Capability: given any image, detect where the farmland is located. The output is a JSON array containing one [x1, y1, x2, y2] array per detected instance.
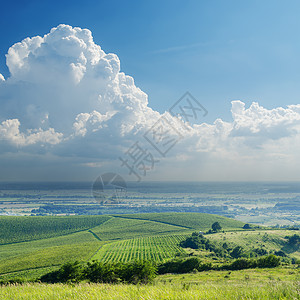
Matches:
[[1, 181, 299, 227], [92, 234, 187, 263], [116, 213, 245, 230], [0, 230, 103, 274], [0, 212, 244, 280], [0, 215, 111, 244], [0, 212, 298, 299], [90, 217, 188, 241]]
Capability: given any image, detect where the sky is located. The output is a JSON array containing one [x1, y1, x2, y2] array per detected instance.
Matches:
[[1, 0, 300, 182]]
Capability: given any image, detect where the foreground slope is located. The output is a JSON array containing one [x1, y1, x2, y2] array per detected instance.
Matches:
[[0, 270, 298, 300]]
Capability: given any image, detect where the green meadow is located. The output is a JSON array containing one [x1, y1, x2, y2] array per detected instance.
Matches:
[[0, 213, 298, 299]]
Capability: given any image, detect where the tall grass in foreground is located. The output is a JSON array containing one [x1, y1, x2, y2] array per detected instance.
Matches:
[[0, 281, 299, 300]]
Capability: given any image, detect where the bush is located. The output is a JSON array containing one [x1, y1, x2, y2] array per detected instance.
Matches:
[[180, 236, 205, 250], [243, 224, 251, 229], [251, 248, 268, 257], [83, 261, 121, 283], [40, 261, 83, 283], [223, 258, 255, 270], [212, 222, 222, 232], [40, 270, 61, 283], [120, 260, 157, 284], [274, 250, 286, 257], [180, 233, 227, 257], [40, 260, 157, 285], [285, 234, 300, 247], [222, 255, 280, 271], [256, 255, 280, 268], [230, 246, 244, 258], [158, 257, 212, 274]]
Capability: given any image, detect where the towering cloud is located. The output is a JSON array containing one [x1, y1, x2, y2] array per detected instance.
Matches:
[[0, 24, 300, 181]]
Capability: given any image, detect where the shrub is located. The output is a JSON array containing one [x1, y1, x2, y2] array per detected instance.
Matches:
[[40, 261, 83, 283], [158, 257, 211, 274], [180, 234, 227, 257], [180, 236, 205, 250], [40, 260, 157, 285], [120, 260, 157, 284], [230, 246, 244, 258], [274, 250, 286, 257], [222, 255, 280, 271], [83, 261, 121, 283], [285, 234, 300, 246], [212, 222, 222, 232], [256, 255, 280, 268], [243, 224, 251, 229], [223, 258, 255, 270]]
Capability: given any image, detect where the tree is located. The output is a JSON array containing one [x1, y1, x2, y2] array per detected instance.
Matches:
[[256, 255, 280, 268], [57, 261, 83, 283], [40, 261, 83, 283], [286, 234, 300, 246], [212, 222, 222, 232], [222, 242, 229, 250], [230, 246, 244, 258], [120, 260, 157, 284], [180, 235, 206, 249], [243, 224, 251, 229], [83, 261, 121, 283]]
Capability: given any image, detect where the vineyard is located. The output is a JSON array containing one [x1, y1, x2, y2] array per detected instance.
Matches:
[[0, 212, 246, 281], [116, 213, 245, 230], [0, 215, 112, 244], [90, 217, 188, 241], [92, 234, 188, 263], [0, 231, 106, 274]]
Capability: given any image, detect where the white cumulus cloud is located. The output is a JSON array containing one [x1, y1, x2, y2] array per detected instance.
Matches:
[[1, 24, 300, 181]]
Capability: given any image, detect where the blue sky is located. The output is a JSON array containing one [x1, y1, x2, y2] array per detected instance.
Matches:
[[2, 1, 300, 181], [2, 0, 300, 122]]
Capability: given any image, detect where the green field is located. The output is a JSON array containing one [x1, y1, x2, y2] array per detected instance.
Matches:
[[90, 217, 188, 240], [0, 215, 112, 244], [0, 213, 244, 280], [92, 234, 187, 263], [0, 212, 299, 300], [116, 213, 245, 230]]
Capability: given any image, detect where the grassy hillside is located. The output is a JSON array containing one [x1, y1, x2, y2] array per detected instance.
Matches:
[[0, 215, 111, 244], [0, 212, 244, 279], [208, 230, 300, 260], [0, 268, 299, 300], [116, 213, 245, 230], [91, 217, 188, 241], [0, 213, 299, 299], [1, 212, 299, 284], [0, 231, 104, 274], [0, 231, 97, 260]]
